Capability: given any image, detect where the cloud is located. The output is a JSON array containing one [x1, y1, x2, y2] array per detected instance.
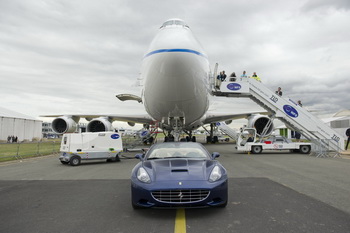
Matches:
[[0, 0, 349, 128], [301, 0, 350, 12]]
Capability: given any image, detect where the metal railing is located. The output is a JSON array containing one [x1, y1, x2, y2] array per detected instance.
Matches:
[[310, 139, 342, 158], [0, 141, 60, 161]]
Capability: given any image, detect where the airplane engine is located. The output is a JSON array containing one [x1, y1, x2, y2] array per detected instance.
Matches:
[[52, 116, 78, 134], [87, 117, 113, 132], [247, 114, 274, 136]]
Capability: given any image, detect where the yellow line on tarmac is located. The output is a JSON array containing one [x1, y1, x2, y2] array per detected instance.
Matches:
[[174, 208, 186, 233]]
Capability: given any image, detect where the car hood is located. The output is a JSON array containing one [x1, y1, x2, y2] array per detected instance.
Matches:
[[143, 159, 217, 181]]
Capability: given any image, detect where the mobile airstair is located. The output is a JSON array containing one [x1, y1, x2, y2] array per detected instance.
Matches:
[[212, 78, 344, 155], [216, 122, 239, 140]]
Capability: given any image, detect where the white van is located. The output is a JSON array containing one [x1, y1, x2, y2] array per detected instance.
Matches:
[[59, 132, 123, 166]]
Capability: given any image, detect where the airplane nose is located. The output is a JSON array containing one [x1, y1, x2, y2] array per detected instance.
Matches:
[[159, 53, 192, 78], [153, 54, 197, 101]]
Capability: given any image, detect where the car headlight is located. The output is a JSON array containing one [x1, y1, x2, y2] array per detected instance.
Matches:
[[137, 167, 151, 183], [209, 165, 222, 182]]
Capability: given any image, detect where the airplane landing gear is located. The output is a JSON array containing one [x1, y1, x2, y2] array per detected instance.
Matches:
[[205, 123, 218, 143], [164, 135, 175, 142], [185, 136, 196, 142]]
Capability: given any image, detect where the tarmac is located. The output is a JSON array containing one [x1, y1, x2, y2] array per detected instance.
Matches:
[[0, 143, 349, 233]]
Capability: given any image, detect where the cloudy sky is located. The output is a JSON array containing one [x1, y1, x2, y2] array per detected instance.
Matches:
[[1, 0, 349, 129]]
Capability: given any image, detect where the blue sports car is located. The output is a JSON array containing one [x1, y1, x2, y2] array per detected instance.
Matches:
[[131, 142, 228, 208]]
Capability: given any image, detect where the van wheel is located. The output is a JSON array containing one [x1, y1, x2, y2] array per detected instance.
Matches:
[[300, 145, 311, 154], [69, 156, 81, 166], [114, 154, 121, 162], [251, 146, 262, 154]]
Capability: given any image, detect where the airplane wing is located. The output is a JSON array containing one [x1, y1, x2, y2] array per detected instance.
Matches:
[[109, 114, 155, 124], [41, 114, 156, 125], [203, 111, 268, 125]]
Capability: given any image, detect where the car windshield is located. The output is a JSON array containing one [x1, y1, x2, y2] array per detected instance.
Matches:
[[147, 143, 209, 160]]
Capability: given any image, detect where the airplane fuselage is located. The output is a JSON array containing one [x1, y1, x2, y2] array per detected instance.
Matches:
[[45, 19, 275, 142], [141, 19, 210, 131]]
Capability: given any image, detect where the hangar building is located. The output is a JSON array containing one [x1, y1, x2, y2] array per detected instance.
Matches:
[[0, 107, 42, 142], [326, 109, 350, 138]]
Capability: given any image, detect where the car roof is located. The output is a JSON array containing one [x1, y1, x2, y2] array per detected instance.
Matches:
[[150, 142, 204, 148]]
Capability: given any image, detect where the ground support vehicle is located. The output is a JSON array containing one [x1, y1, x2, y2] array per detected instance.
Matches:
[[236, 128, 312, 154], [59, 132, 123, 166]]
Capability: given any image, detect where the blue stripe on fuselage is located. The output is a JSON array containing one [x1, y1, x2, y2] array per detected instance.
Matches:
[[144, 49, 207, 59]]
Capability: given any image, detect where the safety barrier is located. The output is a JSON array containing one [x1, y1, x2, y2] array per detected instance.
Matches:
[[0, 141, 60, 162], [310, 139, 342, 158]]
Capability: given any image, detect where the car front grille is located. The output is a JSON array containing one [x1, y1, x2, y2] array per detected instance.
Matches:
[[151, 189, 210, 203]]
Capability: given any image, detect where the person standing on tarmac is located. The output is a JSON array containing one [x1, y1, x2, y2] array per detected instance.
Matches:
[[251, 72, 261, 82], [346, 128, 350, 150]]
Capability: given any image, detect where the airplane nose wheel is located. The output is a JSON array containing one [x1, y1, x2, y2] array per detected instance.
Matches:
[[185, 136, 196, 142]]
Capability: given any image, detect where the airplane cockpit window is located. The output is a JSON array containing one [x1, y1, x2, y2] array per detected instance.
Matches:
[[160, 20, 189, 28]]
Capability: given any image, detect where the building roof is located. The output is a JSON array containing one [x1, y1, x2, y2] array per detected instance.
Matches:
[[0, 107, 37, 120], [333, 109, 350, 117]]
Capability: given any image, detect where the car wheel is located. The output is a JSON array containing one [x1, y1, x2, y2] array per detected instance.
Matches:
[[300, 145, 311, 154], [69, 156, 81, 166], [251, 146, 262, 154]]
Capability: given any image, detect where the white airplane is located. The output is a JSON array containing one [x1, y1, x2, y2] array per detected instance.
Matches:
[[44, 19, 273, 142]]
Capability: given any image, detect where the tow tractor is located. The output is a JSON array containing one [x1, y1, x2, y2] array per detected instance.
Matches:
[[236, 128, 312, 154]]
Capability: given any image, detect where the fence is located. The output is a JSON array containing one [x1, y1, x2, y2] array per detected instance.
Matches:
[[0, 136, 147, 162], [310, 139, 342, 158], [0, 140, 61, 162], [0, 136, 146, 162]]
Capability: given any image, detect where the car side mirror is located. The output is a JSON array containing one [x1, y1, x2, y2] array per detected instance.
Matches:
[[212, 152, 220, 159], [135, 153, 144, 160]]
